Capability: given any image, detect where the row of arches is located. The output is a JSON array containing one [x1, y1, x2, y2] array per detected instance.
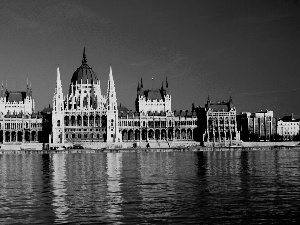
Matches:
[[119, 119, 197, 128], [121, 128, 194, 141], [3, 122, 41, 130], [63, 115, 106, 127], [65, 132, 106, 140], [206, 131, 237, 142], [0, 130, 39, 143]]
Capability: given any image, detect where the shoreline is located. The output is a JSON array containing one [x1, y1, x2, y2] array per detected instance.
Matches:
[[1, 144, 299, 154]]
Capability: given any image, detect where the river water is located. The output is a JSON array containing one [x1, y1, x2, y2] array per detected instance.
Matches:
[[0, 149, 300, 224]]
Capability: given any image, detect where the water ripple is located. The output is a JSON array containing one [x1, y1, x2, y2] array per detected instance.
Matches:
[[0, 150, 300, 223]]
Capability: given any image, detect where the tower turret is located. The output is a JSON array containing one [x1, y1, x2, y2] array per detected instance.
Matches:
[[106, 65, 121, 142], [0, 81, 4, 98], [52, 67, 65, 144], [165, 77, 169, 93]]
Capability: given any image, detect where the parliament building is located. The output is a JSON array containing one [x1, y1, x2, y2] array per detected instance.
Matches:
[[51, 49, 197, 145], [0, 48, 240, 146], [52, 48, 120, 144]]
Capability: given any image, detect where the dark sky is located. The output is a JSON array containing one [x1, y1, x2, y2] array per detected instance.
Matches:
[[0, 0, 299, 118]]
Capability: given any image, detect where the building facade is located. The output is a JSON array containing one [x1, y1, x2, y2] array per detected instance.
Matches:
[[201, 97, 240, 146], [0, 82, 42, 143], [277, 115, 299, 141], [237, 110, 277, 141], [52, 49, 121, 144], [119, 79, 197, 142]]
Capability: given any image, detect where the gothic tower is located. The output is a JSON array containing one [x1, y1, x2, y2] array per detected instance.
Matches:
[[106, 66, 121, 142], [52, 67, 65, 144]]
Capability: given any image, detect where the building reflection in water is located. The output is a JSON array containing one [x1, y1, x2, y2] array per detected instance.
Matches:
[[138, 152, 179, 219], [240, 150, 250, 200], [52, 153, 68, 223], [106, 152, 123, 222]]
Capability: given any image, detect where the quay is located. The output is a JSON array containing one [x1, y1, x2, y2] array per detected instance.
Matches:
[[1, 144, 299, 155]]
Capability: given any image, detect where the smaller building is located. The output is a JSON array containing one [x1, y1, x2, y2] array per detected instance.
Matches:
[[119, 78, 197, 142], [0, 82, 42, 143], [201, 96, 240, 146], [277, 114, 300, 141], [237, 110, 277, 141]]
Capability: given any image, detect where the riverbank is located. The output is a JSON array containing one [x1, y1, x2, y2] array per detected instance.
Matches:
[[1, 144, 300, 155], [1, 141, 299, 153]]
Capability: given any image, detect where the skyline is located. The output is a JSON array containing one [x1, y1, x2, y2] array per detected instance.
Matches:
[[0, 0, 299, 117]]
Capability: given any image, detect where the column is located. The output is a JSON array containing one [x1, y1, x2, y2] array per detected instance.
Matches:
[[93, 113, 96, 127]]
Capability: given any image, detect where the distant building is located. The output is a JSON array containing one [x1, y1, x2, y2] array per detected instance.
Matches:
[[0, 82, 42, 143], [201, 96, 239, 146], [119, 79, 197, 142], [237, 110, 277, 141], [277, 114, 299, 141]]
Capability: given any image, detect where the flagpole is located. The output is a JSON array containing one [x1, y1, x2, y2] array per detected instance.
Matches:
[[152, 77, 153, 90]]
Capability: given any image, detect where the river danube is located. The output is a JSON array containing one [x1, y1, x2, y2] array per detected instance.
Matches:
[[1, 149, 300, 224]]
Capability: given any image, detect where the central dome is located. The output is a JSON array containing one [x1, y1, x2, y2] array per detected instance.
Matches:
[[71, 48, 98, 85]]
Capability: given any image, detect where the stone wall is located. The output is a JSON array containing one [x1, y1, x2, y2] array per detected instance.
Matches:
[[241, 141, 300, 147]]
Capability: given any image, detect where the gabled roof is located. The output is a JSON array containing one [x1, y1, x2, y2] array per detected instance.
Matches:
[[279, 115, 299, 122], [41, 107, 53, 114], [146, 90, 163, 100], [6, 91, 26, 102], [205, 97, 234, 112]]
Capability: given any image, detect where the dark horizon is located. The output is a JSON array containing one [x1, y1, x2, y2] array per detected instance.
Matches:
[[0, 0, 299, 118]]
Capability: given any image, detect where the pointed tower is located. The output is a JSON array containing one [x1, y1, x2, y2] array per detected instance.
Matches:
[[23, 79, 34, 114], [106, 65, 121, 142], [165, 77, 169, 93], [0, 81, 4, 98], [0, 81, 5, 112], [82, 47, 87, 65], [26, 78, 30, 97], [52, 67, 65, 144]]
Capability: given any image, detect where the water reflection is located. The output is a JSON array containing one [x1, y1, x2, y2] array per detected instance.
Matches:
[[52, 153, 68, 223], [106, 153, 123, 222], [1, 149, 300, 224]]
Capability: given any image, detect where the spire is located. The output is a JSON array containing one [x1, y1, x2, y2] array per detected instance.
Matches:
[[26, 78, 30, 97], [53, 66, 64, 112], [166, 77, 168, 88], [161, 81, 164, 89], [107, 64, 117, 112], [82, 47, 87, 65], [30, 82, 32, 97], [0, 80, 3, 98], [140, 77, 143, 88], [109, 64, 113, 80], [137, 82, 140, 91], [56, 67, 61, 87]]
